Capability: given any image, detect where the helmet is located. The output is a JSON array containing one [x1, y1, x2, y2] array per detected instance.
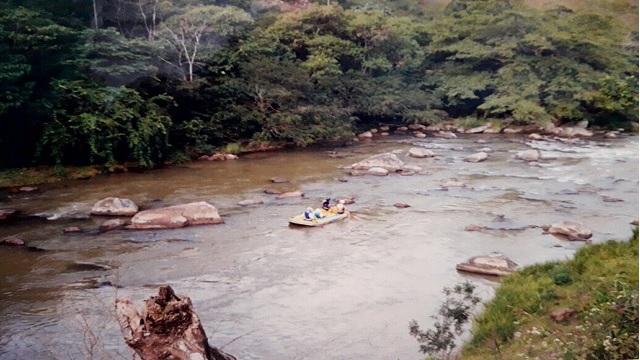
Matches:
[[339, 200, 346, 204], [325, 198, 331, 201]]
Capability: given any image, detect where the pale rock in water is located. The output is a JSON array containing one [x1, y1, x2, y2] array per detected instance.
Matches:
[[516, 149, 540, 161], [91, 197, 139, 216], [544, 221, 592, 241], [464, 152, 488, 163], [408, 147, 435, 158], [126, 201, 222, 230], [351, 153, 405, 172], [367, 167, 389, 176], [456, 253, 518, 276]]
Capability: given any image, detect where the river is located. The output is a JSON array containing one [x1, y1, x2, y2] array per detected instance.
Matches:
[[0, 133, 637, 360]]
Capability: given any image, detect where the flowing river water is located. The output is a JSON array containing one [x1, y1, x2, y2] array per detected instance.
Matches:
[[0, 133, 637, 360]]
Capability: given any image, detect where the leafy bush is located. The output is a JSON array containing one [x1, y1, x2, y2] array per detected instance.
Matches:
[[38, 81, 172, 167], [223, 142, 243, 154], [410, 281, 481, 359], [550, 264, 573, 285]]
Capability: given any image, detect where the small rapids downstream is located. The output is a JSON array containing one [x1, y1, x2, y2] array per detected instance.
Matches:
[[0, 133, 637, 360]]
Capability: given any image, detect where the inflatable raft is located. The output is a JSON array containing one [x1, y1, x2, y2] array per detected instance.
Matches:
[[288, 210, 349, 226]]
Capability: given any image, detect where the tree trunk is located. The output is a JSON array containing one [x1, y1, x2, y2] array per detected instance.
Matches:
[[115, 285, 236, 360], [92, 0, 99, 30]]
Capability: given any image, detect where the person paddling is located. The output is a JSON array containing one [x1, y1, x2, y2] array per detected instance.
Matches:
[[322, 198, 331, 211], [303, 207, 315, 221]]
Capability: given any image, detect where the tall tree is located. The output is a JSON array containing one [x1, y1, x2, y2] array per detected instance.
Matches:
[[78, 27, 159, 86], [157, 5, 252, 82]]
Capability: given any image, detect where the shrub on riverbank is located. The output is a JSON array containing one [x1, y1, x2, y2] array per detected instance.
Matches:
[[459, 227, 639, 360]]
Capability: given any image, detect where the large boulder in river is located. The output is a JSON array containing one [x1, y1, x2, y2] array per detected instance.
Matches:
[[91, 197, 139, 216], [126, 201, 222, 230], [351, 153, 404, 172], [544, 221, 592, 241], [456, 253, 518, 276]]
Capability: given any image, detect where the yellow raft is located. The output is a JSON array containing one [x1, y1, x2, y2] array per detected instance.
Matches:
[[288, 209, 349, 227]]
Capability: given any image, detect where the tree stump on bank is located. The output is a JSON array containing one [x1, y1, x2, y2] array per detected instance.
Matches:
[[115, 285, 236, 360]]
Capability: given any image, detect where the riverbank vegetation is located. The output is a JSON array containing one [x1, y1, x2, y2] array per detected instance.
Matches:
[[0, 0, 637, 169], [458, 227, 639, 360], [410, 228, 638, 360]]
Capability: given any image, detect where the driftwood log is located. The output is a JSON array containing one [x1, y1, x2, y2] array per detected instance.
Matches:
[[115, 285, 236, 360]]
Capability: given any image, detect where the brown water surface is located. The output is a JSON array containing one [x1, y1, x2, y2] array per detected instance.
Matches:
[[0, 134, 637, 359]]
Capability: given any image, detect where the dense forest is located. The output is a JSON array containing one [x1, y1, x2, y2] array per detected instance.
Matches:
[[0, 0, 637, 168]]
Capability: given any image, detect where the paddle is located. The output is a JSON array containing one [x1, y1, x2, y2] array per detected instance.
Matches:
[[349, 212, 357, 220]]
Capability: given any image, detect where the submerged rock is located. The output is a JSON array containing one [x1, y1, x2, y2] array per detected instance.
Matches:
[[270, 177, 289, 183], [0, 209, 17, 220], [19, 186, 39, 192], [276, 191, 304, 199], [516, 149, 540, 161], [63, 227, 83, 234], [263, 189, 283, 195], [100, 218, 128, 232], [456, 253, 518, 276], [1, 236, 25, 246], [65, 261, 111, 272], [408, 147, 435, 158], [464, 224, 486, 232], [238, 199, 264, 206], [464, 152, 488, 163]]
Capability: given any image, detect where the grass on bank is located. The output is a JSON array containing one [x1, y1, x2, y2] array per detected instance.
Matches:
[[459, 227, 639, 360], [0, 166, 98, 188]]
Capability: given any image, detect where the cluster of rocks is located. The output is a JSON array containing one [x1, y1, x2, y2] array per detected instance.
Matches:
[[0, 198, 225, 247], [89, 198, 223, 230], [197, 153, 239, 161], [457, 219, 595, 278], [357, 120, 624, 140]]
